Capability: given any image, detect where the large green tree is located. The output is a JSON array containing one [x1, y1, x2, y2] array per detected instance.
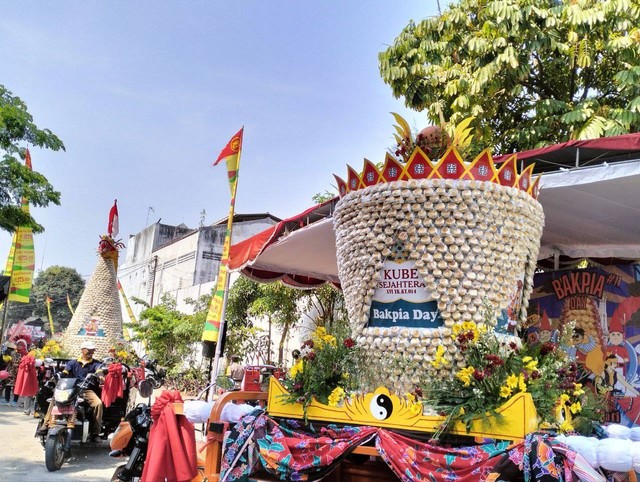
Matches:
[[6, 265, 85, 332], [379, 0, 640, 153], [0, 85, 64, 232]]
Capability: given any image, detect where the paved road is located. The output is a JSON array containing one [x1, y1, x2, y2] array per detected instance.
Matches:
[[0, 402, 122, 481]]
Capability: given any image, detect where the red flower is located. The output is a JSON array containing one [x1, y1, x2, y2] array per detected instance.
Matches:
[[540, 342, 556, 356], [472, 369, 485, 381], [343, 338, 355, 348], [305, 352, 316, 361]]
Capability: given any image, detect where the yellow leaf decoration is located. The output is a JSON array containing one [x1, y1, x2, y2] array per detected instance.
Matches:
[[391, 112, 412, 141]]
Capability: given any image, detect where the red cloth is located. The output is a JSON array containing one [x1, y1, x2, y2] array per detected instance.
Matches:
[[13, 354, 38, 397], [141, 390, 197, 482], [102, 362, 125, 408]]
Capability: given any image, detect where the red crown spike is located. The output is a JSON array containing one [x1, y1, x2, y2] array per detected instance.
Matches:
[[362, 158, 382, 187], [529, 174, 542, 199], [404, 147, 432, 179], [334, 175, 348, 198], [382, 153, 403, 182], [497, 154, 518, 187], [346, 165, 363, 192], [518, 163, 535, 192], [433, 146, 467, 180], [467, 149, 497, 182]]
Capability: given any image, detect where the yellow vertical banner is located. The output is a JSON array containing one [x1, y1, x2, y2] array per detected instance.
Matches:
[[45, 296, 55, 336], [202, 128, 243, 343], [8, 149, 35, 303], [117, 280, 136, 341]]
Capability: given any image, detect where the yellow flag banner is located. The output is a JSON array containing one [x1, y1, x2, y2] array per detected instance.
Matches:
[[45, 296, 55, 336], [8, 149, 35, 303], [202, 128, 243, 343], [66, 293, 75, 315], [8, 227, 34, 302], [117, 280, 136, 341]]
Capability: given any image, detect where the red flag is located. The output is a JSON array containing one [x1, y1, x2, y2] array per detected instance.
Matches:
[[214, 128, 243, 166], [25, 148, 33, 170], [108, 200, 119, 238]]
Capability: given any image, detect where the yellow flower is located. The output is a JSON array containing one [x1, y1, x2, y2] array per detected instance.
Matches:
[[323, 335, 337, 347], [500, 386, 512, 398], [327, 387, 345, 407], [506, 374, 519, 389], [559, 393, 570, 405], [525, 359, 538, 371], [573, 383, 585, 396], [522, 356, 532, 363], [459, 407, 465, 415], [456, 366, 475, 387], [518, 374, 527, 393], [569, 401, 582, 414], [290, 359, 304, 378], [342, 372, 350, 380], [406, 392, 416, 404], [559, 420, 574, 433], [430, 345, 447, 368]]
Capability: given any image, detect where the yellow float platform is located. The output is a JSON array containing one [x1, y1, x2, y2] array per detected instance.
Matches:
[[267, 377, 538, 442]]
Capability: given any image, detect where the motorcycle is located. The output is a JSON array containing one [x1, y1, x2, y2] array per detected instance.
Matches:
[[38, 359, 132, 472], [109, 379, 154, 482], [141, 356, 166, 389]]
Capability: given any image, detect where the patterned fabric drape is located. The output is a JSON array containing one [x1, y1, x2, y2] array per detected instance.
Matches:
[[220, 411, 599, 482]]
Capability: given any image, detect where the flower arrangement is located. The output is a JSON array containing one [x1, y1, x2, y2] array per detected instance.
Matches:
[[108, 340, 137, 364], [38, 339, 69, 358], [281, 324, 366, 419], [420, 309, 603, 438]]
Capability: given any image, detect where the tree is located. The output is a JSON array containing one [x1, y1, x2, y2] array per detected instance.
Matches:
[[0, 85, 64, 233], [379, 0, 640, 153], [6, 265, 85, 332], [128, 295, 205, 368], [224, 276, 263, 361], [32, 266, 85, 331], [249, 282, 304, 366]]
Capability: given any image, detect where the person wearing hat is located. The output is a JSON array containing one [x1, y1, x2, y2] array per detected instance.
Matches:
[[39, 340, 104, 442]]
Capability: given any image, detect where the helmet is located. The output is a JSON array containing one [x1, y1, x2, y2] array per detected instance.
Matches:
[[80, 340, 97, 350]]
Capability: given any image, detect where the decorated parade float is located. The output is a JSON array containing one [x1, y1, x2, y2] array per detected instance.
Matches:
[[199, 119, 640, 481]]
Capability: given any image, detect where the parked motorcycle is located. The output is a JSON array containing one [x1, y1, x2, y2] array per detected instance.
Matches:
[[141, 356, 165, 389], [38, 359, 132, 472], [109, 379, 153, 482]]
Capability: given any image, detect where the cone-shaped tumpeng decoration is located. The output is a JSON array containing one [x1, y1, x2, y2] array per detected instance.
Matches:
[[333, 147, 544, 393], [61, 237, 125, 359]]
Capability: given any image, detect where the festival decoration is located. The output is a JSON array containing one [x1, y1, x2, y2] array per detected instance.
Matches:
[[332, 115, 544, 391], [61, 204, 126, 358], [5, 148, 35, 303]]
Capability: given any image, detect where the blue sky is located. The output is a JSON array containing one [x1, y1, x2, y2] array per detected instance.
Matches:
[[1, 2, 436, 279]]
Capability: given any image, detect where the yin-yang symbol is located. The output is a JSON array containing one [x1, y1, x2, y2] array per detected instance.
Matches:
[[370, 394, 393, 420]]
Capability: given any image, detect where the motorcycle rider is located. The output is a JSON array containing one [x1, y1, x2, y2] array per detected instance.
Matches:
[[39, 340, 104, 443]]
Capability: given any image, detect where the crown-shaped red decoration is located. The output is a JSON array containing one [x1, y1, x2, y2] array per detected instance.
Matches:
[[334, 146, 541, 200]]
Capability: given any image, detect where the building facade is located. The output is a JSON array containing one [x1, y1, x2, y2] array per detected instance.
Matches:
[[118, 214, 279, 320]]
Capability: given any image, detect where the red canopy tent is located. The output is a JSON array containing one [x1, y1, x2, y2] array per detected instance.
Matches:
[[230, 133, 640, 287]]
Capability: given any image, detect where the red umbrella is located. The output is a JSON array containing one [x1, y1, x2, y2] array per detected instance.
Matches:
[[141, 390, 197, 482]]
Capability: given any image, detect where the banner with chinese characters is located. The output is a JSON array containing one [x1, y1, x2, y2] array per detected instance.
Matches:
[[529, 265, 640, 425]]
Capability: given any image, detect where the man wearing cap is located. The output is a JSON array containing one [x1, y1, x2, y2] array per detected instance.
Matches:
[[39, 340, 104, 443]]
